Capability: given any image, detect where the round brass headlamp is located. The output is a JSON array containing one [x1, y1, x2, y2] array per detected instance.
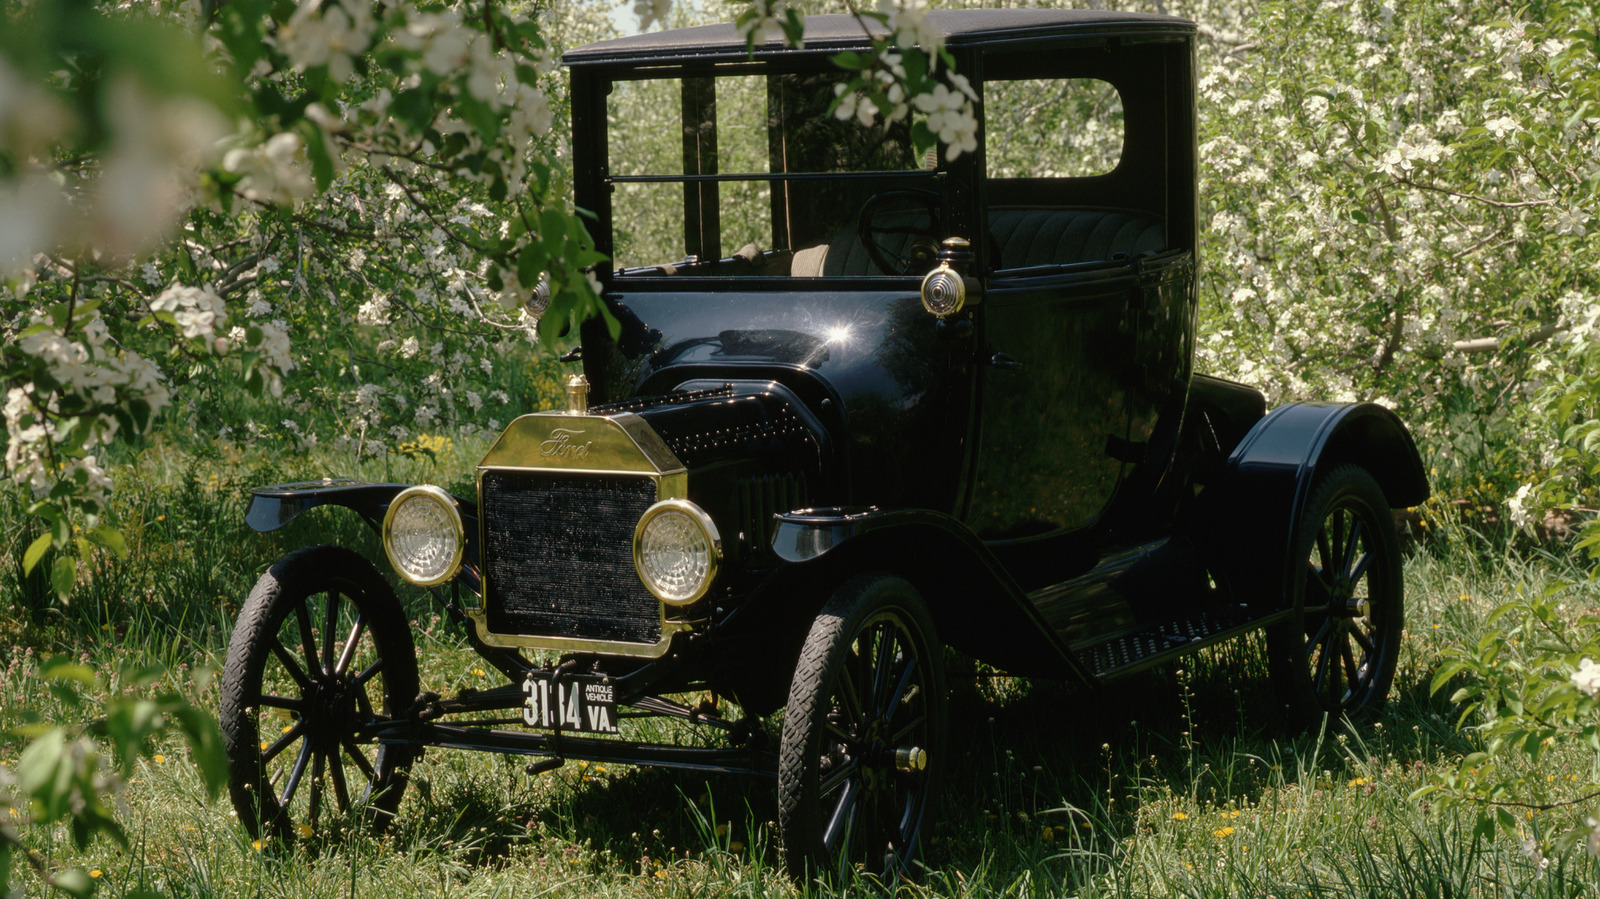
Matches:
[[382, 485, 465, 587], [920, 263, 967, 317], [633, 499, 722, 606]]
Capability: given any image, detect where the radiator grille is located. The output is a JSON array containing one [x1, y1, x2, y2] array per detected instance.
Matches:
[[480, 469, 660, 645]]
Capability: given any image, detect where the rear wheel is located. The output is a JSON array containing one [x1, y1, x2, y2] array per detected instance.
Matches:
[[219, 545, 419, 842], [1267, 465, 1403, 724], [778, 574, 946, 884]]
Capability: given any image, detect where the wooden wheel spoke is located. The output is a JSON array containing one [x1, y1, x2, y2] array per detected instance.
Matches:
[[1309, 626, 1333, 694], [836, 661, 866, 728], [352, 683, 376, 720], [258, 693, 305, 713], [269, 639, 315, 692], [334, 614, 366, 678], [341, 736, 378, 784], [1352, 625, 1376, 655], [1348, 550, 1374, 588], [823, 778, 862, 853], [819, 757, 859, 800], [280, 740, 314, 808], [889, 713, 927, 746], [321, 591, 342, 675], [1341, 639, 1362, 690], [262, 722, 304, 765], [869, 624, 896, 714], [884, 654, 919, 715], [824, 720, 855, 746], [308, 748, 327, 824], [1315, 526, 1333, 576], [1303, 618, 1331, 660], [328, 749, 352, 810], [353, 658, 384, 688], [1341, 518, 1365, 578], [295, 603, 320, 678]]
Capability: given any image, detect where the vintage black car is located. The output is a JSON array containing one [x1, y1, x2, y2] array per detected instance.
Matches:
[[219, 9, 1428, 883]]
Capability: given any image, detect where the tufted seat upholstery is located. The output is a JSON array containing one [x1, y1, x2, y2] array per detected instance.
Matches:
[[792, 206, 1166, 276], [988, 207, 1165, 270]]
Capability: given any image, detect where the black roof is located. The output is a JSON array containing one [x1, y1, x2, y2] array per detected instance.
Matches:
[[563, 9, 1193, 65]]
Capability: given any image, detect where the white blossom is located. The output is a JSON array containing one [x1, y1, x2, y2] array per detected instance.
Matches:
[[1572, 658, 1600, 697]]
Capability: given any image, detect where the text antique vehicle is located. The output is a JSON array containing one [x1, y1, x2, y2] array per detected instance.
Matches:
[[219, 9, 1428, 882]]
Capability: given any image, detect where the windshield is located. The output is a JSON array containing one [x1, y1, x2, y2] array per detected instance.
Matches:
[[606, 68, 945, 279]]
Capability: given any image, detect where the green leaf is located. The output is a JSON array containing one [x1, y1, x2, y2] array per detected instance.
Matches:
[[51, 555, 77, 600], [41, 658, 96, 687], [50, 866, 94, 899], [517, 245, 545, 291], [23, 531, 53, 575], [87, 525, 128, 560]]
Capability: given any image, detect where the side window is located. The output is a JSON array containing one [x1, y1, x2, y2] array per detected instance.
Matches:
[[605, 69, 934, 278], [983, 76, 1165, 271], [984, 78, 1124, 180]]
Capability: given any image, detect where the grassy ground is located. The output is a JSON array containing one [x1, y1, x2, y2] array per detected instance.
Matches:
[[3, 437, 1598, 898]]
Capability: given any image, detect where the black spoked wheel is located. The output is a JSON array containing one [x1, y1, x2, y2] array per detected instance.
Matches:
[[1268, 465, 1403, 723], [778, 574, 946, 885], [219, 545, 419, 842]]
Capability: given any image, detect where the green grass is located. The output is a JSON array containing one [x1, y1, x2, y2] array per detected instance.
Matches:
[[3, 436, 1599, 898]]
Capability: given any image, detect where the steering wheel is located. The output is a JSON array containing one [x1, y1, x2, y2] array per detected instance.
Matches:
[[857, 189, 944, 276]]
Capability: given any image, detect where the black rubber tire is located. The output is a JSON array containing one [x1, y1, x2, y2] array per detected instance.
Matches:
[[219, 545, 419, 842], [778, 574, 946, 885], [1267, 465, 1403, 725]]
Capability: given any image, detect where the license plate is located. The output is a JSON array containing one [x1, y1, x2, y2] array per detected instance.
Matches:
[[520, 672, 619, 734]]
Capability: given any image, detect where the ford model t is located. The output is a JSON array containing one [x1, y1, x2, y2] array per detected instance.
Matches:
[[219, 9, 1428, 882]]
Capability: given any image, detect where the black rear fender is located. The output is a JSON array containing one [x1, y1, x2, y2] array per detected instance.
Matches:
[[1186, 402, 1428, 614]]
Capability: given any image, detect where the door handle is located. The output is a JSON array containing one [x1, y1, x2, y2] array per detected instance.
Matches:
[[988, 351, 1023, 371]]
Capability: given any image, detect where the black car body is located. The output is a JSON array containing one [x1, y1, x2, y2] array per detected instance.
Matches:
[[221, 10, 1428, 882]]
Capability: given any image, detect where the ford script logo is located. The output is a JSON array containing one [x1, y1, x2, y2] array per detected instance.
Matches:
[[540, 427, 593, 458]]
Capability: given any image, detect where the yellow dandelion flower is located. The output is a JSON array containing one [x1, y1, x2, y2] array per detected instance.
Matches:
[[716, 824, 729, 837], [89, 870, 103, 879], [281, 724, 293, 734], [296, 824, 313, 839], [1347, 777, 1367, 787], [1041, 827, 1055, 842], [1172, 812, 1188, 820], [1547, 775, 1556, 782], [654, 870, 667, 879], [251, 840, 264, 852], [472, 668, 486, 677], [153, 754, 165, 765], [259, 741, 269, 750], [729, 841, 745, 852], [1213, 826, 1235, 838]]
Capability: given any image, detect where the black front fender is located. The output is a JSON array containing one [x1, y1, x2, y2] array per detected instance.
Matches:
[[772, 507, 1094, 683], [244, 479, 481, 577]]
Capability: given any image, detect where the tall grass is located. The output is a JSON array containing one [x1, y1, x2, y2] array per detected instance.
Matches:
[[3, 436, 1598, 898]]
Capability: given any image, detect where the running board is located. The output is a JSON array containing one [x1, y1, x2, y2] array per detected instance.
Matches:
[[1071, 607, 1292, 680]]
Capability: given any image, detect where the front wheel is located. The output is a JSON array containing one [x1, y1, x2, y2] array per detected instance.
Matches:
[[778, 574, 947, 884], [219, 545, 419, 842], [1267, 465, 1404, 724]]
